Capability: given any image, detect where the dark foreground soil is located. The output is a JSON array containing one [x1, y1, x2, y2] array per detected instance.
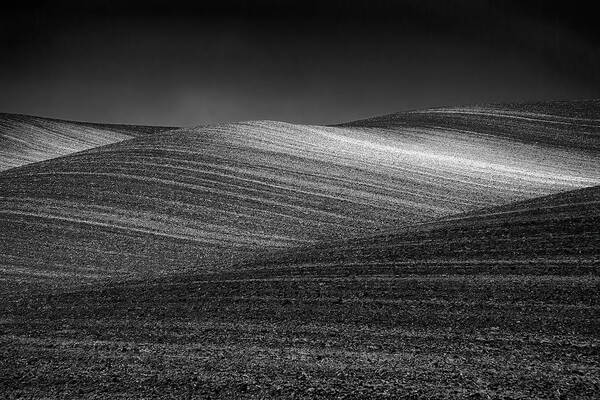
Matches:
[[2, 261, 599, 399]]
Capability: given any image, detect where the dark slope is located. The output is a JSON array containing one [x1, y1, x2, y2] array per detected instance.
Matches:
[[0, 113, 176, 171], [341, 99, 600, 152], [1, 114, 599, 284], [1, 188, 598, 398], [244, 184, 600, 272]]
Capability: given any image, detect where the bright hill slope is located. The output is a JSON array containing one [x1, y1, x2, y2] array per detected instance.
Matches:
[[0, 113, 176, 171], [0, 102, 599, 284]]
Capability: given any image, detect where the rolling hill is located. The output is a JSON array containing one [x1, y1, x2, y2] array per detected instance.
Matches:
[[245, 184, 600, 272], [0, 113, 176, 171], [1, 103, 599, 285], [342, 99, 600, 151]]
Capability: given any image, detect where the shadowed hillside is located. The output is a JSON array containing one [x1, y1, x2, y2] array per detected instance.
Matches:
[[0, 113, 176, 171], [2, 187, 598, 398], [342, 99, 600, 152], [1, 104, 599, 285], [245, 184, 600, 272]]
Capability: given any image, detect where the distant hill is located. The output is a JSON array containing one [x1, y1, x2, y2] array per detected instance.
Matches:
[[341, 99, 600, 151], [0, 113, 176, 171]]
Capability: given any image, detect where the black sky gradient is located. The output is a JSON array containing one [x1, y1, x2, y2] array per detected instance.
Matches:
[[1, 0, 600, 126]]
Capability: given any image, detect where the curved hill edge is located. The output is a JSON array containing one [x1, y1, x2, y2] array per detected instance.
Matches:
[[0, 112, 179, 172], [337, 99, 600, 152], [338, 99, 600, 126], [236, 184, 600, 272], [0, 112, 178, 137]]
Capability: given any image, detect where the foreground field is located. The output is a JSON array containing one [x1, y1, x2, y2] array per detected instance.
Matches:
[[1, 262, 598, 398], [2, 185, 599, 398]]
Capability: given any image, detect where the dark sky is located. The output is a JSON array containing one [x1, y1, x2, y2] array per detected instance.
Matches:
[[1, 0, 600, 126]]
